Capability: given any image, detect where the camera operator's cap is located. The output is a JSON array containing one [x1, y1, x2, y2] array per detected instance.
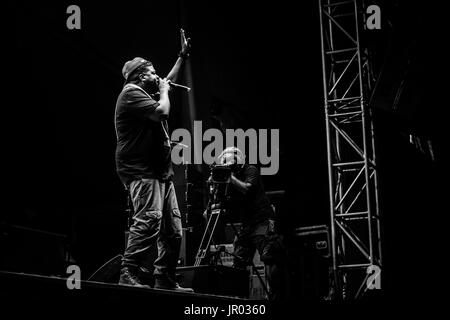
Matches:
[[122, 57, 149, 80]]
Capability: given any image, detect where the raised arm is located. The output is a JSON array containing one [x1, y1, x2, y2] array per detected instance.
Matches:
[[166, 29, 191, 82]]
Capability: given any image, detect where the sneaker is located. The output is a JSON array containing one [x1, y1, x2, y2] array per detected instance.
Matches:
[[138, 266, 154, 287], [154, 274, 194, 293], [118, 267, 151, 288]]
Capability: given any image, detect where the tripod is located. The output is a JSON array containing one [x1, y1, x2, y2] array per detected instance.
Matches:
[[194, 204, 226, 267]]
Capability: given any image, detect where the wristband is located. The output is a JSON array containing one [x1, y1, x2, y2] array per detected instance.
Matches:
[[178, 51, 189, 59]]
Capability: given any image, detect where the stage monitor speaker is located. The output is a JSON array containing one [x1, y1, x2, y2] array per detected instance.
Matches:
[[176, 265, 249, 297], [288, 225, 331, 300]]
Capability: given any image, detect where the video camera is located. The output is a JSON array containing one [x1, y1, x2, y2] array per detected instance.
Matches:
[[209, 164, 233, 184], [206, 164, 235, 208]]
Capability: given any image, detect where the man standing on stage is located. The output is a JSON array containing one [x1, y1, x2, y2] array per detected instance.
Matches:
[[114, 30, 192, 291]]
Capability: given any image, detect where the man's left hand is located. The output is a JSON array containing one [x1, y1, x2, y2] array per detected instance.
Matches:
[[180, 29, 191, 56]]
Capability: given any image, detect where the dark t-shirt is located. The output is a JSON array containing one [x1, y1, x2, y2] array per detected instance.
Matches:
[[115, 84, 173, 185], [227, 165, 274, 226]]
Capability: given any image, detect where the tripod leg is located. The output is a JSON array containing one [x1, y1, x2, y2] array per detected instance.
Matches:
[[194, 209, 222, 266]]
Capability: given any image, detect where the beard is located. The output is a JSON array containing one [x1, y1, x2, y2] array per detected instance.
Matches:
[[143, 79, 159, 95]]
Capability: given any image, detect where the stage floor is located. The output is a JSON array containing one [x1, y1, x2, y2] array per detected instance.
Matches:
[[0, 270, 271, 317]]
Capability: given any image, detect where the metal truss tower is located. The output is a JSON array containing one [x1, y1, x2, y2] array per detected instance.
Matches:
[[318, 0, 382, 299]]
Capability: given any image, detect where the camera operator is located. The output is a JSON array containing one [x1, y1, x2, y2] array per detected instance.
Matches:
[[214, 147, 285, 301]]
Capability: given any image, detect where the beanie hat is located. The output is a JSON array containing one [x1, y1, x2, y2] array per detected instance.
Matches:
[[122, 57, 150, 81]]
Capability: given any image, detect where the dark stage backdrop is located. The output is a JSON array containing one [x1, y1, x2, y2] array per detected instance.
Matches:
[[6, 0, 447, 301], [7, 0, 326, 273]]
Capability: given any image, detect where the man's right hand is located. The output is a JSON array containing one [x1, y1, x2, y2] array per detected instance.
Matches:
[[154, 77, 171, 121], [159, 77, 170, 93]]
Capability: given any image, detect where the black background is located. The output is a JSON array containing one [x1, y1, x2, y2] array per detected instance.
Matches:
[[5, 0, 448, 305]]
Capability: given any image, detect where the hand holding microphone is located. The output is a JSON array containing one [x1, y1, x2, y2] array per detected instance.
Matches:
[[158, 77, 170, 93]]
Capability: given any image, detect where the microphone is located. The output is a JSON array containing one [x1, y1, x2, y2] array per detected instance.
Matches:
[[167, 80, 191, 92]]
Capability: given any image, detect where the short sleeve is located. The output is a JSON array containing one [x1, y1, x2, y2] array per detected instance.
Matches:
[[123, 88, 159, 119]]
